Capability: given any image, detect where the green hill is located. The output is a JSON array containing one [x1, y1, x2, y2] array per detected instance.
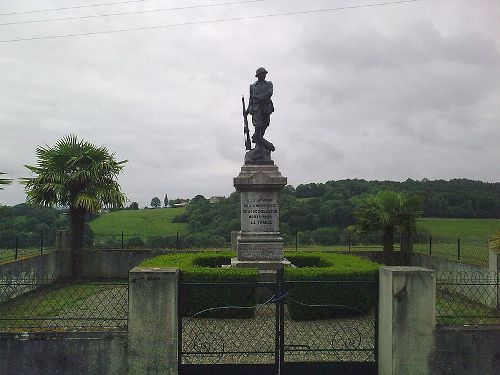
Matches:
[[89, 208, 187, 237], [418, 218, 500, 241]]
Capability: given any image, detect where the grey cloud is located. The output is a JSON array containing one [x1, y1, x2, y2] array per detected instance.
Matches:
[[1, 0, 499, 207]]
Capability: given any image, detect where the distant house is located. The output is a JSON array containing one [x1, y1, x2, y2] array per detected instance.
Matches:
[[209, 196, 225, 204], [173, 202, 188, 208]]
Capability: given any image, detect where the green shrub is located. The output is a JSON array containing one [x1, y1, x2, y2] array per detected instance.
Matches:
[[146, 235, 179, 249], [284, 252, 380, 320], [310, 227, 341, 245], [141, 252, 257, 318], [184, 232, 226, 248], [192, 255, 232, 268], [125, 236, 145, 249], [91, 237, 121, 249], [141, 251, 381, 321]]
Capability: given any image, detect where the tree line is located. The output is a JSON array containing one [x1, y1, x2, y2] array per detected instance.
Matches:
[[0, 204, 68, 248], [293, 179, 500, 218]]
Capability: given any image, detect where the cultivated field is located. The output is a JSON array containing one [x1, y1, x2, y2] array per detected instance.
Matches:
[[89, 207, 187, 237], [418, 218, 500, 241]]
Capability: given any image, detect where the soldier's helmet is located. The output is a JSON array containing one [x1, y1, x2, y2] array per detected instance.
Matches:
[[255, 67, 268, 77]]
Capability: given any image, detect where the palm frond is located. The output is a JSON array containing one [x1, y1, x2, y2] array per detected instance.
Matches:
[[0, 172, 12, 189], [353, 189, 423, 234], [23, 134, 127, 212]]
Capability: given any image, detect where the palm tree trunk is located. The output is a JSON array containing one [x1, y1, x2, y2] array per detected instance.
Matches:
[[383, 225, 394, 265], [69, 206, 85, 279], [400, 229, 413, 266]]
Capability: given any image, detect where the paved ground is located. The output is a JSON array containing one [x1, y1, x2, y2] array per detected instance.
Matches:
[[181, 303, 376, 365]]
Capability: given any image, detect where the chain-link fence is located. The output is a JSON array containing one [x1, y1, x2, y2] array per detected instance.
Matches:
[[436, 271, 500, 325], [414, 237, 489, 266], [0, 232, 55, 264], [0, 276, 128, 332]]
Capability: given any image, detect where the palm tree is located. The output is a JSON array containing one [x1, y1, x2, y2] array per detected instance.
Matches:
[[22, 135, 127, 278], [353, 190, 422, 265], [0, 172, 12, 189]]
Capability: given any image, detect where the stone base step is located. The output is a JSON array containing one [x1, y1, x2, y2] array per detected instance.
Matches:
[[230, 257, 291, 270]]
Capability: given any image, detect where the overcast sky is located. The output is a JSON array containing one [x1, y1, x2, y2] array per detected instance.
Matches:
[[1, 0, 499, 207]]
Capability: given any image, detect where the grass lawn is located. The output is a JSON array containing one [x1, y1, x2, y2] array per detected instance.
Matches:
[[437, 290, 500, 325], [89, 207, 187, 237], [0, 280, 127, 331], [419, 218, 500, 241]]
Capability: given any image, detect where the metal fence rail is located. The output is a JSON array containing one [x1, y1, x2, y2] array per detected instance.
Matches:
[[0, 276, 128, 331], [179, 281, 272, 366], [178, 277, 378, 374], [436, 271, 500, 325], [0, 232, 55, 263], [414, 238, 489, 266], [85, 232, 185, 250]]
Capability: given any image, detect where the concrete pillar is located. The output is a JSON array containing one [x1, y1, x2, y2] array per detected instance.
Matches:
[[379, 266, 435, 375], [128, 267, 179, 375], [489, 242, 500, 309], [489, 246, 499, 273]]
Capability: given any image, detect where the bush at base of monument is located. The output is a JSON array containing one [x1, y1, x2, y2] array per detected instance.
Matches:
[[141, 251, 381, 320], [285, 253, 380, 321]]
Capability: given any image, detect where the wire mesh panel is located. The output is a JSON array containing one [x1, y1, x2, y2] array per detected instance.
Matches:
[[436, 271, 500, 325], [413, 239, 489, 266], [459, 240, 490, 265], [0, 277, 128, 331], [284, 280, 378, 364], [179, 282, 277, 366], [179, 278, 379, 375]]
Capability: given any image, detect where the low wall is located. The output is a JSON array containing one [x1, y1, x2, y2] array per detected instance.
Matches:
[[431, 326, 500, 375], [411, 253, 499, 309], [0, 332, 128, 375], [81, 249, 171, 278], [0, 250, 71, 302], [0, 250, 70, 281], [410, 253, 486, 273]]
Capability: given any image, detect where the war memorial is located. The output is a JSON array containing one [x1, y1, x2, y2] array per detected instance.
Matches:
[[231, 67, 291, 270], [0, 68, 498, 375]]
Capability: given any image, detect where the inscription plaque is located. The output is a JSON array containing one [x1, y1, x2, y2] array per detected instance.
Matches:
[[240, 191, 279, 232], [237, 242, 283, 261]]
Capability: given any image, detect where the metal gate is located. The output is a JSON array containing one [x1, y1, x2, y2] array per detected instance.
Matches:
[[178, 271, 378, 375]]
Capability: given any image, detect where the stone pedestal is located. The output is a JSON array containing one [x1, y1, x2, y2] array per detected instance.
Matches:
[[232, 164, 290, 270], [379, 266, 435, 375], [128, 267, 179, 375]]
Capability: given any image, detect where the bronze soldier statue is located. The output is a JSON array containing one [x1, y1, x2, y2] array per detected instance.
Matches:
[[243, 67, 276, 164]]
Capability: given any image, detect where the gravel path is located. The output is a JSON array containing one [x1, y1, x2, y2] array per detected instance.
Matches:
[[181, 303, 375, 365]]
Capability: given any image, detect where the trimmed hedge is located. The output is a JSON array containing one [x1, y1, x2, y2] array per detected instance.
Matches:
[[140, 251, 381, 320], [284, 252, 380, 320], [140, 252, 258, 318]]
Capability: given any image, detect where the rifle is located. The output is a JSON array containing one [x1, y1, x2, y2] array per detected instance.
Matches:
[[242, 96, 252, 150]]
